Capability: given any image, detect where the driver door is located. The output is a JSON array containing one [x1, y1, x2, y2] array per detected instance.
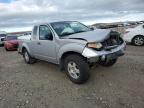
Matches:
[[34, 25, 57, 63]]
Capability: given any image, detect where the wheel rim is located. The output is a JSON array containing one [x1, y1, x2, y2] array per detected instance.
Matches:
[[134, 37, 144, 45], [67, 61, 80, 79], [24, 51, 29, 62]]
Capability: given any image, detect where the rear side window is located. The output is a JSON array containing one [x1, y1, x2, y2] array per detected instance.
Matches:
[[33, 26, 38, 39]]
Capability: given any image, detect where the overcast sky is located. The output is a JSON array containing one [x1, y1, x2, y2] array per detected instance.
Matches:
[[0, 0, 144, 32]]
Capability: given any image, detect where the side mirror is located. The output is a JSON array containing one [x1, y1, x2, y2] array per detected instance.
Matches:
[[45, 33, 53, 40], [143, 25, 144, 28], [2, 38, 6, 41]]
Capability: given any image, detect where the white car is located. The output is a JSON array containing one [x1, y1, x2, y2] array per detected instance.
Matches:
[[123, 24, 144, 46]]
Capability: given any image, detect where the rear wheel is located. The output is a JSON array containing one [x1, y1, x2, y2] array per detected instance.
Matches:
[[64, 54, 90, 84], [132, 35, 144, 46], [23, 49, 36, 64]]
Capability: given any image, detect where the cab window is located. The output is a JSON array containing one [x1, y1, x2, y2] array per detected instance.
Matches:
[[39, 25, 53, 40]]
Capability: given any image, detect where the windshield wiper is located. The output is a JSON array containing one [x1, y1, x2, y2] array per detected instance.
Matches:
[[75, 31, 86, 33], [60, 32, 75, 37], [60, 30, 88, 37]]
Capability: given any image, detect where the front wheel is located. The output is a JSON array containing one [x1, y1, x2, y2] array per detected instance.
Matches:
[[99, 58, 117, 67], [23, 49, 36, 64], [64, 54, 90, 84]]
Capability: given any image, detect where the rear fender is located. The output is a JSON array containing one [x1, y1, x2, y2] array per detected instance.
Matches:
[[22, 43, 32, 55]]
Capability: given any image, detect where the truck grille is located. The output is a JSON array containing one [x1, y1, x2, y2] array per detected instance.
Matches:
[[101, 31, 123, 50]]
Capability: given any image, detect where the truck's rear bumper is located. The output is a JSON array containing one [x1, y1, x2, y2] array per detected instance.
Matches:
[[82, 42, 126, 63]]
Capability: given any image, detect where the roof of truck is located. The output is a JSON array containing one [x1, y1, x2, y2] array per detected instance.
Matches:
[[34, 21, 78, 26]]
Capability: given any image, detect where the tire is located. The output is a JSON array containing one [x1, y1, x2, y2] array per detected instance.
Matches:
[[64, 54, 90, 84], [5, 47, 9, 51], [132, 35, 144, 46], [23, 49, 36, 64], [99, 58, 117, 67]]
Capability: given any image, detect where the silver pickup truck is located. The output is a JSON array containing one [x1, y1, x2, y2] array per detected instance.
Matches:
[[18, 21, 126, 84]]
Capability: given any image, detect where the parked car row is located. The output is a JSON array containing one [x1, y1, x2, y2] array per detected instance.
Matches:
[[0, 34, 31, 51]]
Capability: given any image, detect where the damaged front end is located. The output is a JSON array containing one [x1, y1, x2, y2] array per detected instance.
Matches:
[[82, 31, 126, 63], [101, 31, 124, 51]]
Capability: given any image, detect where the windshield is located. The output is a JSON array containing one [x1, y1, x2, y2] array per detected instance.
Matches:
[[50, 21, 91, 37], [6, 36, 17, 40], [0, 34, 6, 37]]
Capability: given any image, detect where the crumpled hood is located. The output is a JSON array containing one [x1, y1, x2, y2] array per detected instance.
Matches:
[[67, 29, 111, 42]]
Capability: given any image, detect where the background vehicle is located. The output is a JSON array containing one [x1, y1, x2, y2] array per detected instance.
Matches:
[[4, 35, 19, 51], [123, 24, 144, 46], [18, 21, 125, 84], [18, 34, 31, 40], [0, 31, 7, 46]]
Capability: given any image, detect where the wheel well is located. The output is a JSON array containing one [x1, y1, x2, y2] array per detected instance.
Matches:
[[60, 51, 86, 70], [22, 47, 26, 54]]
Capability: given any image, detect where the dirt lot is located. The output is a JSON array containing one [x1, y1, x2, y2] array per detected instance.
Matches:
[[0, 45, 144, 108]]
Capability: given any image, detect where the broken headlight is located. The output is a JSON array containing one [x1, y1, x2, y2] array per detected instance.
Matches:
[[87, 42, 103, 49]]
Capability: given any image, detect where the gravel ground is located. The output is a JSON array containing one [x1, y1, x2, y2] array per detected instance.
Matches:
[[0, 45, 144, 108]]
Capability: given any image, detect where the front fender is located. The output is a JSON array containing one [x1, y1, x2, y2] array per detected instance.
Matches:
[[57, 43, 85, 63]]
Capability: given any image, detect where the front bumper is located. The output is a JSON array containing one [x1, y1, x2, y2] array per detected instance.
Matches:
[[82, 42, 126, 62], [5, 43, 18, 51]]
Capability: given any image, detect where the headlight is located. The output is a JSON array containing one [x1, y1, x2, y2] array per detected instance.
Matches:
[[87, 42, 102, 49]]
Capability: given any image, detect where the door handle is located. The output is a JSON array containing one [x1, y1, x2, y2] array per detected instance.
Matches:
[[37, 42, 41, 45]]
